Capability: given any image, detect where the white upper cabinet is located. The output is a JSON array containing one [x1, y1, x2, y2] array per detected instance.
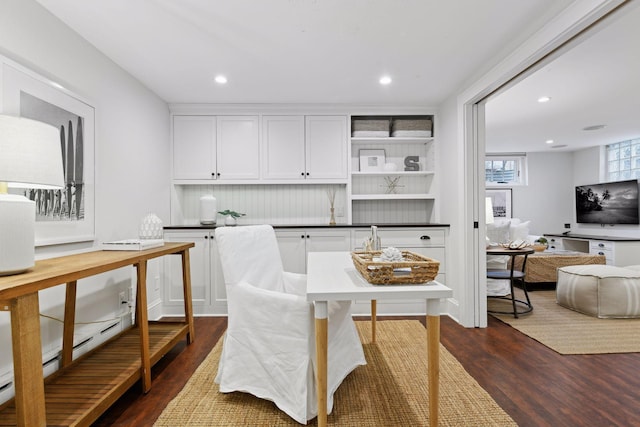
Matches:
[[217, 116, 260, 180], [172, 115, 259, 181], [262, 116, 306, 179], [262, 115, 347, 181], [305, 116, 348, 179], [173, 116, 216, 180]]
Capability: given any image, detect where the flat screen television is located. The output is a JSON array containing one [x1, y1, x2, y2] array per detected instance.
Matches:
[[575, 179, 640, 224]]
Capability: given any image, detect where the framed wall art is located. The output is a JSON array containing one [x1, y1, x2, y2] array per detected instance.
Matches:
[[1, 56, 95, 246], [359, 149, 386, 172], [486, 189, 512, 219]]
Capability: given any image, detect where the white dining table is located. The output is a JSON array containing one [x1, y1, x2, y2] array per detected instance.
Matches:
[[306, 251, 452, 427]]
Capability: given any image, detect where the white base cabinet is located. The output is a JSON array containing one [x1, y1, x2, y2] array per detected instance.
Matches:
[[162, 230, 227, 315], [276, 229, 352, 274], [544, 234, 640, 266], [161, 226, 448, 316]]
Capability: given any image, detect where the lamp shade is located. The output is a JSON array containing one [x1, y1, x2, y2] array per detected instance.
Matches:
[[0, 115, 64, 189], [0, 114, 64, 275]]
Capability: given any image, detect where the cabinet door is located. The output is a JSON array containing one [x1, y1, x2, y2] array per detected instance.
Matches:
[[262, 116, 306, 179], [217, 116, 260, 180], [173, 116, 216, 180], [305, 116, 347, 179], [163, 232, 211, 307], [275, 230, 307, 274]]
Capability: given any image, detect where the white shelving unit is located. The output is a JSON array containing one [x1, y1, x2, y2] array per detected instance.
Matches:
[[349, 115, 436, 224]]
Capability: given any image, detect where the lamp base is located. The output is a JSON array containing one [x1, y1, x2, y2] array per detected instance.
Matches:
[[0, 194, 35, 276]]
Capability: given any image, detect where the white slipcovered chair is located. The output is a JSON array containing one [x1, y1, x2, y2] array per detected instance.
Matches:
[[214, 224, 366, 424]]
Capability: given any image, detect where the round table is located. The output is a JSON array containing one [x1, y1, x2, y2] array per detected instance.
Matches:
[[486, 246, 535, 318]]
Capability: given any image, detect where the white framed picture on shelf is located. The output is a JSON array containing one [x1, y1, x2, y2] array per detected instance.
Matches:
[[359, 149, 386, 172]]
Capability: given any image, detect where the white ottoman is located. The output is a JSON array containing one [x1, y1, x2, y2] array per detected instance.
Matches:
[[556, 264, 640, 318]]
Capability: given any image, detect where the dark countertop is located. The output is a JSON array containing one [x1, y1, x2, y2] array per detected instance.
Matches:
[[544, 233, 640, 242], [165, 223, 450, 230]]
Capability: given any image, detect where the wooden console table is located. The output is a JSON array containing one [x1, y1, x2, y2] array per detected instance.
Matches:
[[0, 242, 195, 427]]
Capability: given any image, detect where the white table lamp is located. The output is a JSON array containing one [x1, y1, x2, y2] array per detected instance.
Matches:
[[0, 115, 64, 275]]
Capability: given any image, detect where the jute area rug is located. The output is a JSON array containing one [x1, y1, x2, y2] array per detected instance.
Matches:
[[155, 320, 515, 426], [490, 290, 640, 355]]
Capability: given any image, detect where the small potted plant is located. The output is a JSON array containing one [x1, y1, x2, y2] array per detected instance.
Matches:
[[218, 210, 245, 226], [533, 237, 548, 252]]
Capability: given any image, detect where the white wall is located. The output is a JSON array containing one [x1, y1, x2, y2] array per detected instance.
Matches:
[[510, 151, 575, 235], [0, 0, 170, 387]]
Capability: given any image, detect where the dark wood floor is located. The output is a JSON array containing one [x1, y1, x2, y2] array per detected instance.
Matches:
[[93, 315, 640, 427]]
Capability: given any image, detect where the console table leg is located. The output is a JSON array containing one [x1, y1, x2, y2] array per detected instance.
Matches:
[[135, 261, 152, 392], [181, 249, 195, 343], [11, 293, 46, 426], [426, 299, 441, 427], [61, 281, 77, 367]]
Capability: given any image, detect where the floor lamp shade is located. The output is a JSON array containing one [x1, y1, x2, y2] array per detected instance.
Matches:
[[0, 115, 64, 275]]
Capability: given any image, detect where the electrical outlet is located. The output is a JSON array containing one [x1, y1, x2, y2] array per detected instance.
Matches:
[[118, 291, 127, 306]]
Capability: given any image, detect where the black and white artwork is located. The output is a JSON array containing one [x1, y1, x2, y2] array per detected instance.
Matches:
[[20, 92, 85, 221], [2, 56, 95, 245], [486, 189, 512, 219]]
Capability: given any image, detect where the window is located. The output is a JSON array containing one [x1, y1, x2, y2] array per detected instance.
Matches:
[[607, 139, 640, 181], [485, 154, 527, 186]]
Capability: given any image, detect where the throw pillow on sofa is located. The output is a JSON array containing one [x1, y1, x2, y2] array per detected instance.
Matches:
[[487, 220, 510, 245]]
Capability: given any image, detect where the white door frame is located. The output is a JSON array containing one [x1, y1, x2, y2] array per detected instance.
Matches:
[[460, 0, 628, 327]]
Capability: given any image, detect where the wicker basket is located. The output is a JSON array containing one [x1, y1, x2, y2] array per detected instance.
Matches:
[[351, 250, 440, 285]]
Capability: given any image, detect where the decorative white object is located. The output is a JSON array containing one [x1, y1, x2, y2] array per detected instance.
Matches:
[[199, 195, 217, 225], [380, 246, 404, 262], [0, 115, 64, 275], [139, 213, 163, 239], [225, 215, 237, 226]]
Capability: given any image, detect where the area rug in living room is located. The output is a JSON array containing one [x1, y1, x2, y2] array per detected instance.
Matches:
[[154, 320, 515, 426], [490, 290, 640, 354]]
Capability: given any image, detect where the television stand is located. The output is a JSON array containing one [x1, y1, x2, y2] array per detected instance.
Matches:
[[544, 233, 640, 266]]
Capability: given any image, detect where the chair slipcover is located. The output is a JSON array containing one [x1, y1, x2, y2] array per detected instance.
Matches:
[[214, 224, 366, 424]]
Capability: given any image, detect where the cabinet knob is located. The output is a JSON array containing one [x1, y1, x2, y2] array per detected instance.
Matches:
[[598, 251, 605, 256], [301, 172, 305, 176], [598, 243, 605, 248], [301, 235, 305, 239], [306, 172, 310, 176], [420, 235, 431, 240], [306, 235, 310, 239], [211, 172, 215, 177], [217, 172, 221, 177], [204, 235, 208, 239]]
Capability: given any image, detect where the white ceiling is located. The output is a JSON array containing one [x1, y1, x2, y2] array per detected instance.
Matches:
[[486, 1, 640, 153], [34, 0, 638, 153]]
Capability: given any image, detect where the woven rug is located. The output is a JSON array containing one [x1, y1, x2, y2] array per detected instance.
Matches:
[[155, 320, 515, 426], [490, 290, 640, 354]]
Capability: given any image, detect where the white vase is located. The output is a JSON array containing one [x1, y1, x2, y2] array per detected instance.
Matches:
[[225, 215, 237, 226], [199, 195, 217, 225]]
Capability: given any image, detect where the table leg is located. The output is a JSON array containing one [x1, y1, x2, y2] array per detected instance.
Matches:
[[11, 293, 46, 426], [371, 299, 377, 343], [426, 299, 441, 427], [61, 280, 77, 367], [314, 301, 328, 427], [181, 249, 195, 343], [135, 260, 152, 392]]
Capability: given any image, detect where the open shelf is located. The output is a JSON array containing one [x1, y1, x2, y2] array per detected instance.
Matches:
[[351, 194, 435, 200]]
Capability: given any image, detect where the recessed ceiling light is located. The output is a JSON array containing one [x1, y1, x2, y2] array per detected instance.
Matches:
[[214, 75, 228, 84], [537, 96, 551, 103], [379, 76, 392, 85], [582, 124, 606, 131], [546, 139, 554, 144]]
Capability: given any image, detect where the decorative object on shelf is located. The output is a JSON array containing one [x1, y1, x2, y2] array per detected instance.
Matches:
[[391, 117, 433, 137], [382, 176, 404, 194], [351, 118, 390, 137], [199, 195, 217, 225], [404, 156, 420, 171], [0, 115, 64, 275], [219, 210, 245, 226], [499, 239, 529, 249], [359, 149, 386, 172], [139, 213, 163, 239], [362, 225, 382, 251], [326, 187, 337, 226]]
